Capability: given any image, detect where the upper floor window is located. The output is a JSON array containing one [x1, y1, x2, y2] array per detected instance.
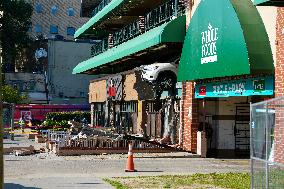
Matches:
[[35, 3, 43, 13], [51, 5, 58, 15], [35, 24, 42, 33], [50, 25, 58, 34], [67, 27, 75, 36], [67, 8, 75, 16]]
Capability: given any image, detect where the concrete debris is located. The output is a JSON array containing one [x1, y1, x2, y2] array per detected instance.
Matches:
[[14, 149, 34, 156]]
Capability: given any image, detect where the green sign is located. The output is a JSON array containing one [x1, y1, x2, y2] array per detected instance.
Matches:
[[195, 75, 274, 98], [178, 0, 273, 81]]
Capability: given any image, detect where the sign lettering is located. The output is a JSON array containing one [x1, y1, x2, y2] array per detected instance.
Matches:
[[201, 23, 219, 64], [195, 76, 274, 98]]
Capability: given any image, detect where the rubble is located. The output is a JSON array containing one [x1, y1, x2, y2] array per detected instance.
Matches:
[[14, 149, 34, 156]]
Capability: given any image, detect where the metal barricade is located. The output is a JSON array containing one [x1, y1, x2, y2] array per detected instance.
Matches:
[[251, 97, 284, 189]]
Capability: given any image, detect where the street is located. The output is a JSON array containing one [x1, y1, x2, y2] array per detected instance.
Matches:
[[4, 132, 250, 189]]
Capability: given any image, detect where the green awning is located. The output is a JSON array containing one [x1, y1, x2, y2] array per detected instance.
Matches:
[[75, 0, 124, 38], [73, 16, 185, 74], [178, 0, 274, 81]]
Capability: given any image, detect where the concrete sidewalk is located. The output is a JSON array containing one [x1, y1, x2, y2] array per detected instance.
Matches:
[[5, 177, 113, 189]]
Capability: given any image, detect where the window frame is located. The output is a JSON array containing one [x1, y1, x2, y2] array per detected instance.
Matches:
[[35, 24, 42, 33], [35, 3, 43, 13], [51, 5, 58, 15], [67, 7, 75, 16], [50, 25, 59, 34], [67, 27, 76, 36]]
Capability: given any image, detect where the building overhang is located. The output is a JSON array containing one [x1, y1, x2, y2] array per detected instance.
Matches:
[[178, 0, 274, 82], [75, 0, 168, 39], [73, 16, 185, 75]]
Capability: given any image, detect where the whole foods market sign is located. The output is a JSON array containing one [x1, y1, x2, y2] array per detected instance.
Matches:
[[178, 0, 274, 81], [195, 76, 274, 98], [201, 23, 218, 64]]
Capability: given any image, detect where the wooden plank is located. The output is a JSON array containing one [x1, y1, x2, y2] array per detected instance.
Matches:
[[147, 114, 151, 137], [156, 113, 162, 138], [132, 113, 137, 133], [151, 114, 156, 137]]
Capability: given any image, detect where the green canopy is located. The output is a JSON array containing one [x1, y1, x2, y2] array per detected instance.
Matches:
[[73, 16, 185, 74], [178, 0, 274, 81], [75, 0, 124, 38]]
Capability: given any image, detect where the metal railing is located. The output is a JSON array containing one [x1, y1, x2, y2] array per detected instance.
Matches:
[[251, 97, 284, 188], [91, 38, 109, 57], [113, 20, 141, 46], [91, 0, 186, 52], [91, 0, 112, 17]]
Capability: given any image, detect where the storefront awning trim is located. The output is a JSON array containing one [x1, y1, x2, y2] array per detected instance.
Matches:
[[75, 0, 124, 39], [73, 16, 185, 74]]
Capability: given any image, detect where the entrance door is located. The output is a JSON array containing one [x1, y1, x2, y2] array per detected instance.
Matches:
[[234, 105, 250, 156]]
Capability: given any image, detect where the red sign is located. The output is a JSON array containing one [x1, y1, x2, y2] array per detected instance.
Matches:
[[199, 85, 207, 96], [108, 87, 116, 97]]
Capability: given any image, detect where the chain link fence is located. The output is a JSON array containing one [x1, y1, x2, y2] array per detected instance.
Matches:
[[251, 97, 284, 188]]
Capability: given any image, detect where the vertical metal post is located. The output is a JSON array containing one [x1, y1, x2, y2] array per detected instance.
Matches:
[[10, 104, 15, 141], [250, 102, 253, 189], [265, 102, 269, 189]]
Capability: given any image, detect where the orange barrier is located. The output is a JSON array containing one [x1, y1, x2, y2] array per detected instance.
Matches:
[[125, 141, 137, 172]]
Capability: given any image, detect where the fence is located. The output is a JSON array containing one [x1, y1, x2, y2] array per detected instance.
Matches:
[[46, 130, 169, 149], [251, 97, 284, 189]]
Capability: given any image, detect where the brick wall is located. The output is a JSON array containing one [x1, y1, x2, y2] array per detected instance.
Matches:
[[275, 8, 284, 98], [181, 81, 199, 153], [274, 7, 284, 164]]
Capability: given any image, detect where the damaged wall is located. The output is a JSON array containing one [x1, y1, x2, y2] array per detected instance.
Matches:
[[89, 79, 107, 103]]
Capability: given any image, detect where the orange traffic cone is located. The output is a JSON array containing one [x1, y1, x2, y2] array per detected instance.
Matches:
[[125, 141, 137, 172]]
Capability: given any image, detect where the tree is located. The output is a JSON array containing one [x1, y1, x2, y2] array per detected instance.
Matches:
[[0, 0, 33, 72], [2, 85, 28, 104]]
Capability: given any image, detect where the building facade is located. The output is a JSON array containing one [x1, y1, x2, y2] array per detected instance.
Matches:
[[48, 40, 95, 104], [179, 0, 283, 161], [4, 0, 96, 104], [26, 0, 89, 40], [73, 0, 284, 162], [73, 0, 187, 141]]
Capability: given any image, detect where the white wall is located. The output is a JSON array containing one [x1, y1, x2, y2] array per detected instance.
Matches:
[[48, 40, 95, 104]]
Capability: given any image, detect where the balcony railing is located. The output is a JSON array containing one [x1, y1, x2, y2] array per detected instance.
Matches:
[[91, 0, 186, 56], [91, 0, 112, 17], [112, 20, 142, 46], [91, 38, 109, 57]]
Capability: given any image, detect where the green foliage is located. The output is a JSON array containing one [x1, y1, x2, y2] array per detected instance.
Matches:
[[44, 111, 91, 127], [0, 0, 33, 71], [105, 173, 250, 189], [2, 85, 28, 103]]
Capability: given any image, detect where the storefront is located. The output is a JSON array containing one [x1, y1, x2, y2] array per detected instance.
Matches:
[[89, 68, 182, 143], [195, 75, 274, 157], [178, 0, 275, 157]]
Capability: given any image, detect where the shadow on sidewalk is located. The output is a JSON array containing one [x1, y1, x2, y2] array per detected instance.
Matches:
[[136, 170, 163, 173], [4, 183, 41, 189]]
